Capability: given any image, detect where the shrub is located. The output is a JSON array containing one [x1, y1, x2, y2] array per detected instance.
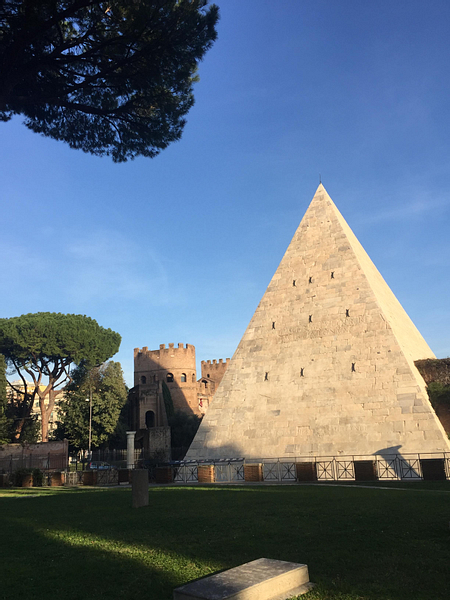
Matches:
[[12, 468, 33, 487], [427, 382, 450, 408], [11, 468, 43, 487], [169, 410, 202, 448], [32, 468, 44, 487]]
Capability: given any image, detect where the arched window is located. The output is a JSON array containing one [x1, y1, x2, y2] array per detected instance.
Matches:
[[166, 373, 174, 383], [181, 373, 186, 383], [145, 410, 155, 428], [192, 373, 196, 383], [140, 376, 146, 384], [202, 379, 208, 389]]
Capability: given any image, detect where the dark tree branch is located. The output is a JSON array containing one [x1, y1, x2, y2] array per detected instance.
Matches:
[[0, 1, 219, 161]]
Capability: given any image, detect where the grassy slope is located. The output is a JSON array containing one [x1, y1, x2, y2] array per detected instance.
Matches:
[[1, 484, 449, 600]]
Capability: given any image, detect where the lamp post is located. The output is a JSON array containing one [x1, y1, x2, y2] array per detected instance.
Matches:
[[85, 382, 92, 460]]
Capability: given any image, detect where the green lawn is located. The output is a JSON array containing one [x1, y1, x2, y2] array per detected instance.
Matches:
[[1, 483, 449, 600]]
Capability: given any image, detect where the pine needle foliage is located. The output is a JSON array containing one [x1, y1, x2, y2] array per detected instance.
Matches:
[[0, 1, 219, 161], [0, 312, 121, 442]]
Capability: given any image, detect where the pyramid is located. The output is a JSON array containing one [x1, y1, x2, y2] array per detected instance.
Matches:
[[187, 185, 450, 459]]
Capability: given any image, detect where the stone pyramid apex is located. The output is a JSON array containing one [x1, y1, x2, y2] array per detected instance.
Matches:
[[314, 182, 327, 195], [187, 186, 450, 460]]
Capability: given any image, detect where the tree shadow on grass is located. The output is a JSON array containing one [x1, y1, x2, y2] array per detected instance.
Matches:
[[142, 484, 449, 600], [0, 488, 187, 600], [1, 481, 449, 600]]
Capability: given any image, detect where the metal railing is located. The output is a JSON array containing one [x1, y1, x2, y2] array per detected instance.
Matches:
[[4, 451, 447, 487], [147, 452, 450, 484], [68, 448, 129, 471], [0, 453, 67, 474]]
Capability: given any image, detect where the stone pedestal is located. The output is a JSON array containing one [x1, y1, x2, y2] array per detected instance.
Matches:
[[354, 460, 377, 481], [244, 464, 263, 482], [82, 470, 97, 486], [296, 462, 317, 482], [198, 465, 215, 483], [118, 469, 130, 484], [155, 466, 173, 484], [50, 471, 64, 486], [126, 431, 136, 470], [420, 458, 447, 480], [131, 469, 149, 508]]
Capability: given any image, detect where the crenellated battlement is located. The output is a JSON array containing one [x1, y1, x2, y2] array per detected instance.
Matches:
[[134, 343, 195, 358], [134, 344, 196, 378], [201, 358, 231, 367], [201, 357, 230, 387]]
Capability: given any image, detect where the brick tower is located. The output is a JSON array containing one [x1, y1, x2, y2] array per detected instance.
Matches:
[[134, 343, 199, 416]]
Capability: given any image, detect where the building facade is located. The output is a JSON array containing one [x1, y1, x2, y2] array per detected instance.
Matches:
[[9, 380, 64, 442], [129, 344, 229, 435]]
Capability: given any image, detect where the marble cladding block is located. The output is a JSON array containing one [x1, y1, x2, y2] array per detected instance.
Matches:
[[173, 558, 314, 600]]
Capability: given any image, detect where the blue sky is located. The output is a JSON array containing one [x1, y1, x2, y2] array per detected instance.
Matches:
[[1, 0, 450, 387]]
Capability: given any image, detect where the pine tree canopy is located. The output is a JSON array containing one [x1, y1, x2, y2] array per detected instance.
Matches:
[[0, 1, 219, 161], [0, 312, 121, 441], [0, 312, 121, 368]]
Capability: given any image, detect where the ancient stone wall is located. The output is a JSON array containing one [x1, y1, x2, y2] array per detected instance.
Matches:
[[0, 440, 68, 470], [415, 358, 450, 386], [145, 427, 171, 461]]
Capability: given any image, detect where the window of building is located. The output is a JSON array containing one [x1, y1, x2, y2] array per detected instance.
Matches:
[[166, 373, 174, 383], [140, 376, 146, 384], [202, 380, 208, 389], [181, 373, 186, 382]]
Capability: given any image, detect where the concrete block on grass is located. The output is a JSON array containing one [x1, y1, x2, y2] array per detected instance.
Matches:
[[131, 469, 149, 508], [173, 558, 314, 600]]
